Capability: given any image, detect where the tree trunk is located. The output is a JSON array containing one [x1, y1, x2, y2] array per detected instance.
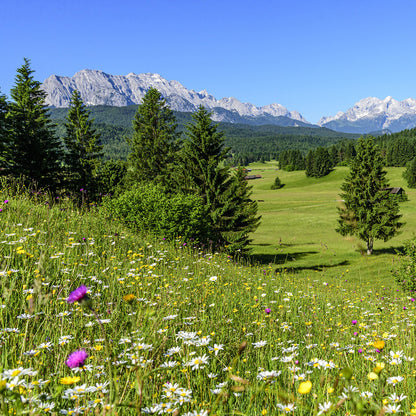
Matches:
[[366, 238, 373, 255]]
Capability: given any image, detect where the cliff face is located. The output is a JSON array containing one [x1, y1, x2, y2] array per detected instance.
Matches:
[[41, 69, 310, 126]]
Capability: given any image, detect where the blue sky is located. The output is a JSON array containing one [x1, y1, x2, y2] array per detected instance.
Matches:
[[1, 0, 416, 123]]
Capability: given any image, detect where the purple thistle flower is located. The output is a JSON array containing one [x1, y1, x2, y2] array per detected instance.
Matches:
[[4, 200, 8, 204], [351, 320, 357, 325], [67, 285, 89, 304], [265, 308, 271, 314], [66, 349, 88, 368]]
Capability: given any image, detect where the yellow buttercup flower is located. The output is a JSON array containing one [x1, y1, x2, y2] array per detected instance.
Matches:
[[59, 376, 81, 385], [123, 294, 136, 302], [298, 380, 312, 394], [372, 340, 385, 350], [367, 372, 378, 380], [373, 362, 385, 374]]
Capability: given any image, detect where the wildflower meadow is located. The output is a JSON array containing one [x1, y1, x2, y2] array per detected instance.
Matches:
[[1, 181, 416, 416]]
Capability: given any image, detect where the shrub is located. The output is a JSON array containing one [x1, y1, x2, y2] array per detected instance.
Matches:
[[97, 159, 127, 195], [271, 175, 283, 190], [102, 183, 210, 242], [393, 238, 416, 292]]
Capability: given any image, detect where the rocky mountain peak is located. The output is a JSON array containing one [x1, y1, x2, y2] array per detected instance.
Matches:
[[41, 69, 309, 125]]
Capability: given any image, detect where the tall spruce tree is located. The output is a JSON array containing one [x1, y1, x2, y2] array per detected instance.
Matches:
[[313, 147, 332, 177], [179, 106, 260, 252], [220, 166, 261, 252], [336, 136, 404, 255], [63, 90, 103, 195], [305, 150, 314, 177], [0, 89, 9, 167], [127, 87, 179, 187], [305, 147, 332, 178], [403, 157, 416, 188], [7, 58, 62, 189]]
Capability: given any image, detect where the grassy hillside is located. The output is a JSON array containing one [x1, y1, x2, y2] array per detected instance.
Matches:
[[1, 181, 416, 414], [248, 162, 414, 284]]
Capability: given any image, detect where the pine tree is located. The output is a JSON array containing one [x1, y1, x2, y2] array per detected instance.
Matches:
[[403, 157, 416, 188], [7, 58, 62, 189], [127, 87, 179, 187], [63, 90, 103, 195], [329, 145, 339, 167], [179, 106, 260, 252], [220, 166, 261, 253], [0, 89, 9, 167], [313, 147, 332, 177], [336, 136, 404, 255], [305, 150, 314, 177], [271, 175, 283, 189]]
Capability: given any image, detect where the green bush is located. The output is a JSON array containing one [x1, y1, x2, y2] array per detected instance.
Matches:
[[97, 159, 127, 195], [393, 238, 416, 292], [271, 175, 283, 190], [102, 183, 210, 242]]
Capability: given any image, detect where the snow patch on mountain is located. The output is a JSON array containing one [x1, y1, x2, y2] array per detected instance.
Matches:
[[318, 96, 416, 133]]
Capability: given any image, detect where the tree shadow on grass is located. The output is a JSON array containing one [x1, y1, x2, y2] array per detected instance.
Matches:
[[357, 245, 405, 256], [277, 260, 350, 274], [248, 249, 350, 274], [249, 251, 318, 266], [251, 242, 316, 248]]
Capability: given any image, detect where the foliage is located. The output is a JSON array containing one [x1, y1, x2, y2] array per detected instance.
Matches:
[[376, 128, 416, 167], [0, 90, 9, 165], [402, 157, 416, 188], [179, 106, 260, 253], [393, 238, 416, 292], [63, 90, 103, 196], [220, 167, 261, 253], [48, 105, 360, 164], [103, 182, 209, 242], [336, 137, 404, 255], [386, 136, 416, 166], [96, 159, 127, 195], [278, 149, 305, 171], [271, 175, 283, 189], [126, 88, 180, 186], [305, 147, 333, 177], [6, 58, 62, 189]]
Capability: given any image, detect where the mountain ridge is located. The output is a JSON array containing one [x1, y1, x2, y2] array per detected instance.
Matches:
[[41, 69, 416, 133], [42, 69, 310, 127], [318, 96, 416, 133]]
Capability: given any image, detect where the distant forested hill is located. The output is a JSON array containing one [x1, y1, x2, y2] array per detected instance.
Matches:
[[49, 106, 360, 161]]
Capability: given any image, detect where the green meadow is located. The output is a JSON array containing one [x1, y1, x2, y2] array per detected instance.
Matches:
[[248, 162, 416, 285], [1, 173, 416, 415]]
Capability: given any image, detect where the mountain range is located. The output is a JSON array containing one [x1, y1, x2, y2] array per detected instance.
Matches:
[[41, 69, 416, 134]]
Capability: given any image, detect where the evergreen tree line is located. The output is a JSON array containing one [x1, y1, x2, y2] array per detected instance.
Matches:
[[277, 141, 356, 178], [0, 58, 122, 197], [0, 59, 260, 254], [114, 87, 260, 253], [277, 133, 416, 188]]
